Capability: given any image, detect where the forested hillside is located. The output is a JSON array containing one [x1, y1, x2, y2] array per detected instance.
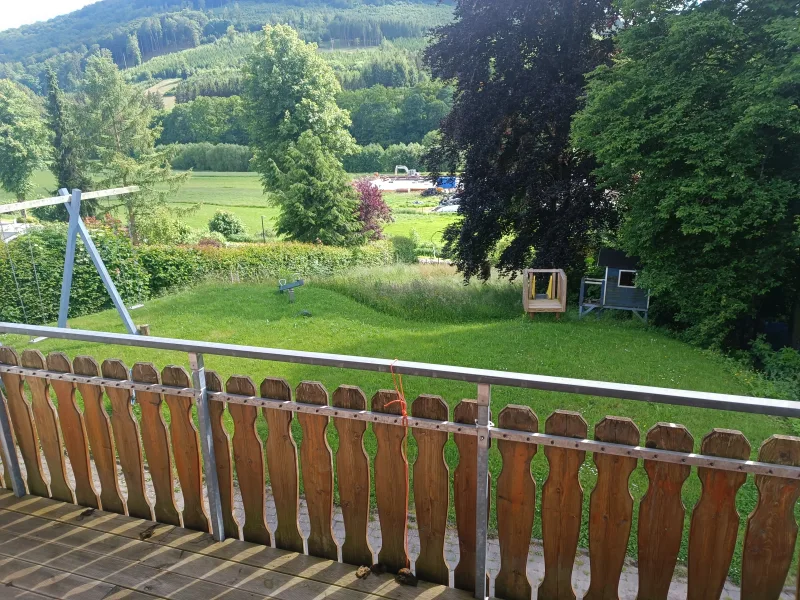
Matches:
[[0, 0, 451, 93], [0, 0, 454, 180]]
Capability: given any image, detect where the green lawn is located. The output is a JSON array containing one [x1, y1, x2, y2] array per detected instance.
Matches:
[[1, 171, 458, 243], [0, 265, 790, 581], [0, 171, 56, 202]]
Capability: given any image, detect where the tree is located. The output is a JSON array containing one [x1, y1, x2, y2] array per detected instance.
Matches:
[[425, 0, 618, 281], [572, 0, 800, 347], [354, 177, 392, 239], [77, 52, 185, 244], [0, 79, 49, 202], [243, 25, 358, 245], [125, 33, 142, 67], [43, 67, 93, 216], [272, 132, 360, 246]]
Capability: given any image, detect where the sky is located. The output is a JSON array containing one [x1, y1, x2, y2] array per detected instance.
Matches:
[[0, 0, 98, 32]]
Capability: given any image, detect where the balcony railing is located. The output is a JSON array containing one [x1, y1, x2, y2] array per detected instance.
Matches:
[[0, 322, 798, 600]]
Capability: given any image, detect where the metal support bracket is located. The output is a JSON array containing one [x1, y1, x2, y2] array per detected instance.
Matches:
[[57, 189, 138, 334], [190, 352, 225, 542], [474, 383, 490, 600], [0, 390, 25, 497]]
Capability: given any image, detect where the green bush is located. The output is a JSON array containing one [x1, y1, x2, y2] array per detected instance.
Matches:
[[382, 142, 424, 172], [749, 337, 800, 400], [391, 235, 420, 263], [209, 210, 247, 239], [343, 143, 385, 174]]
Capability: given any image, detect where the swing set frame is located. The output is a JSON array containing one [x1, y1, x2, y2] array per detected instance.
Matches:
[[0, 187, 141, 335]]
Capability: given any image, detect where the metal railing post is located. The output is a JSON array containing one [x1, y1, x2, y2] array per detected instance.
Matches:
[[475, 383, 490, 599], [57, 188, 80, 329], [0, 391, 25, 497], [189, 352, 224, 541]]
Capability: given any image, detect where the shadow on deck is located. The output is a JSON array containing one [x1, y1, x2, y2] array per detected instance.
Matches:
[[0, 490, 465, 600]]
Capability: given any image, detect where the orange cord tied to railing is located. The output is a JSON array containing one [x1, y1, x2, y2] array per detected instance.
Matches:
[[386, 359, 411, 566]]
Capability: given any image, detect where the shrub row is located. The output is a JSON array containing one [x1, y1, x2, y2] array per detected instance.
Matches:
[[0, 225, 399, 325], [169, 142, 253, 171], [342, 142, 425, 174], [168, 142, 430, 174], [0, 226, 149, 325], [139, 241, 396, 295]]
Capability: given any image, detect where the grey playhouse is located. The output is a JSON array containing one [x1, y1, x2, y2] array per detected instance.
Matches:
[[579, 249, 650, 321]]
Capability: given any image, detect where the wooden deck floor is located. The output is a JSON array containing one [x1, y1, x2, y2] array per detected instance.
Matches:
[[0, 490, 469, 600]]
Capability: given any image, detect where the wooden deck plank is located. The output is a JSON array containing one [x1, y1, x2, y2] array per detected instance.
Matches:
[[0, 520, 364, 600], [0, 555, 160, 600], [0, 491, 471, 600], [0, 529, 270, 600]]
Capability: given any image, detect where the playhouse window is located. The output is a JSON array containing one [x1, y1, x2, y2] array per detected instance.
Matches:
[[618, 270, 637, 288]]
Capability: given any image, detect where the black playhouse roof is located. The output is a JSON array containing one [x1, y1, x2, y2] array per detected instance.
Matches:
[[598, 248, 641, 270]]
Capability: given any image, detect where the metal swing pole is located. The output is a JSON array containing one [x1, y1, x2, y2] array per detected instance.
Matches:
[[58, 188, 138, 334]]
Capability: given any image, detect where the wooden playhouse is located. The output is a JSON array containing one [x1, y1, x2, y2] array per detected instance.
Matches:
[[522, 269, 567, 317]]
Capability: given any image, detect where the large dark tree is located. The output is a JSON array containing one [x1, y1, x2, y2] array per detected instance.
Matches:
[[426, 0, 618, 281]]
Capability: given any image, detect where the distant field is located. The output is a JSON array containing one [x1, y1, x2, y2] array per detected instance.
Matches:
[[0, 171, 458, 243], [144, 78, 180, 110]]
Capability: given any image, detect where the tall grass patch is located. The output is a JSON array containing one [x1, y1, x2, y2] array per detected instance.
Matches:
[[317, 264, 523, 322]]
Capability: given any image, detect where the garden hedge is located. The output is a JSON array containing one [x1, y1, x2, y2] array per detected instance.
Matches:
[[0, 224, 397, 325]]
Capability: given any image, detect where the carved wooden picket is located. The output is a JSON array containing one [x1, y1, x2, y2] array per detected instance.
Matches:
[[2, 347, 800, 600], [372, 389, 411, 573], [262, 377, 303, 552], [636, 423, 694, 600], [74, 355, 126, 514], [102, 359, 153, 521], [333, 385, 373, 566], [0, 348, 48, 498], [47, 352, 99, 509], [133, 362, 181, 526], [226, 375, 270, 546], [21, 350, 73, 504], [411, 394, 450, 586], [296, 381, 337, 560]]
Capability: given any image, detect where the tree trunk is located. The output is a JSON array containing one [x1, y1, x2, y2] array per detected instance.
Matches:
[[127, 203, 138, 246], [792, 300, 800, 350]]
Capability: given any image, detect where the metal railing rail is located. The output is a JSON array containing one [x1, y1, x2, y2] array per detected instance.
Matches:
[[1, 322, 797, 415], [1, 321, 799, 600], [2, 362, 798, 481]]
